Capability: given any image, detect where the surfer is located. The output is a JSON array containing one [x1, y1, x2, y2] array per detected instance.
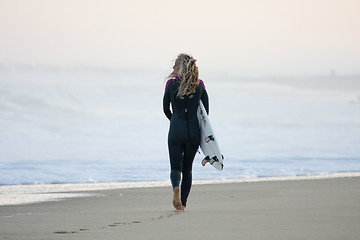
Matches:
[[163, 53, 209, 211]]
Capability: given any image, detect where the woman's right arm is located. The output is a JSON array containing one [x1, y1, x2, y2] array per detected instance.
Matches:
[[163, 87, 172, 120]]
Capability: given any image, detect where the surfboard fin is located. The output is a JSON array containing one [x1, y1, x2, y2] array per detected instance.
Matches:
[[211, 156, 220, 164], [211, 156, 224, 170], [205, 135, 215, 143], [201, 156, 211, 166]]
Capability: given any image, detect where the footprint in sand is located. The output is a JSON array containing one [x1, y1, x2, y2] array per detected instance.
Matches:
[[66, 210, 180, 234], [158, 210, 182, 219], [109, 220, 141, 227], [54, 229, 88, 234], [54, 231, 78, 234]]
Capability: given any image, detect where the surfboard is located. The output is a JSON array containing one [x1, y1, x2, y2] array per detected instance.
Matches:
[[197, 100, 224, 171]]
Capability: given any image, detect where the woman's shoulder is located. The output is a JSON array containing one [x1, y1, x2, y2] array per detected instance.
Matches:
[[165, 76, 178, 91], [199, 79, 206, 90]]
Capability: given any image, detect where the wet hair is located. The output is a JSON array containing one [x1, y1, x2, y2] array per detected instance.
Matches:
[[176, 53, 199, 97], [167, 53, 199, 98]]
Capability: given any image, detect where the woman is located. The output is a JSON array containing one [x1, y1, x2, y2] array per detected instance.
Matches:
[[163, 53, 209, 211]]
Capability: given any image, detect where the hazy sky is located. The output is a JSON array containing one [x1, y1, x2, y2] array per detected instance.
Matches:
[[1, 0, 359, 76]]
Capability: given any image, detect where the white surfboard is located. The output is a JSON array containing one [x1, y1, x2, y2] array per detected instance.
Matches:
[[197, 101, 224, 171]]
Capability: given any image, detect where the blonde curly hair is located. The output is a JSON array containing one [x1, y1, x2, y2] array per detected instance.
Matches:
[[168, 53, 200, 98]]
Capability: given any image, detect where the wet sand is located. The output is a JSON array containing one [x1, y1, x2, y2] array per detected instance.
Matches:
[[1, 177, 359, 240]]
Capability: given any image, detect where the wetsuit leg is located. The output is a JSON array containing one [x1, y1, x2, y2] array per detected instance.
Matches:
[[168, 143, 183, 189], [180, 142, 198, 207]]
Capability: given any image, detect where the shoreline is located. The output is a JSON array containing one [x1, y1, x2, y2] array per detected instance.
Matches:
[[1, 172, 359, 206]]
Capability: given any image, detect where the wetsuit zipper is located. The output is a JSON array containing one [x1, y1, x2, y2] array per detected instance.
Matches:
[[184, 96, 190, 139]]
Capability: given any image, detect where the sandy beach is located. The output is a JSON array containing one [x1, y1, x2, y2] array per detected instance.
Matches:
[[1, 176, 359, 240]]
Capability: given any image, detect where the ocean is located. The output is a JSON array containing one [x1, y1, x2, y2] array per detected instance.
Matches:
[[1, 67, 360, 187]]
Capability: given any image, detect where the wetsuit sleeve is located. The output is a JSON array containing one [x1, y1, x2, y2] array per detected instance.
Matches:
[[201, 88, 209, 115], [163, 87, 172, 120]]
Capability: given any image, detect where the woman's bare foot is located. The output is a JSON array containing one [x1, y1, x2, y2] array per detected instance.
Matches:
[[181, 205, 186, 211], [172, 187, 182, 210]]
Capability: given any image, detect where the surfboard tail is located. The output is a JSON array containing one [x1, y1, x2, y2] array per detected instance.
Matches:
[[201, 155, 224, 171]]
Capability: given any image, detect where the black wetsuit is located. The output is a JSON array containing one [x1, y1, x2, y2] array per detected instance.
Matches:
[[163, 77, 209, 206]]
